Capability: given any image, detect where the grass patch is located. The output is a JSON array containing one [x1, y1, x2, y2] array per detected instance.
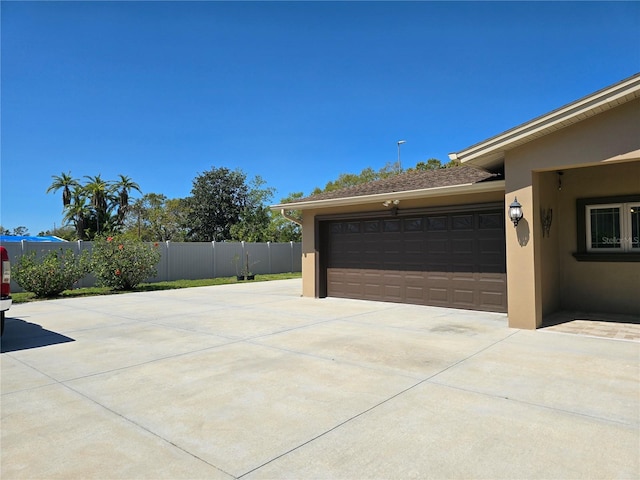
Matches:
[[11, 272, 301, 304]]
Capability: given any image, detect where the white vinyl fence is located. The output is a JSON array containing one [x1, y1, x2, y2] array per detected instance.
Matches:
[[4, 241, 302, 293]]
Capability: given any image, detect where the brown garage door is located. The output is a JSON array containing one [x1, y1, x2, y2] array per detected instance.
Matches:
[[322, 207, 506, 312]]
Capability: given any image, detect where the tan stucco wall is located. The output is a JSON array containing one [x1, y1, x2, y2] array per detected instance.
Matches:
[[299, 190, 504, 299], [505, 98, 640, 328], [503, 182, 539, 328], [536, 171, 562, 318], [556, 163, 640, 314]]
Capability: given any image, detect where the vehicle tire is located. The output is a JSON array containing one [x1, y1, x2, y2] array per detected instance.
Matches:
[[1, 311, 4, 336]]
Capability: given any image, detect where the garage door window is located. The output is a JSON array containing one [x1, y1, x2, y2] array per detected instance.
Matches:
[[384, 220, 401, 232], [426, 216, 447, 231], [365, 221, 380, 233], [404, 218, 423, 231]]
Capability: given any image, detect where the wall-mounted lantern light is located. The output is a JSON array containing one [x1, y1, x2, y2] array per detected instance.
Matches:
[[509, 197, 523, 227]]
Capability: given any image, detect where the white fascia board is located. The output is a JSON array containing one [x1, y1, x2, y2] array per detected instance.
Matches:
[[451, 74, 640, 164], [271, 180, 505, 211]]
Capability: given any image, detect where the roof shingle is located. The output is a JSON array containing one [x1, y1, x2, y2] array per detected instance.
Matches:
[[284, 166, 500, 205]]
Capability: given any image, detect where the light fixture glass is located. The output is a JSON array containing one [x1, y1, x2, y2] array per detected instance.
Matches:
[[509, 197, 523, 227]]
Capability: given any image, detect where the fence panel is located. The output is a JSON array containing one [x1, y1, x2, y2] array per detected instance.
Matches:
[[150, 242, 170, 283], [270, 242, 300, 273], [244, 242, 269, 275], [214, 242, 244, 277], [3, 241, 302, 293], [168, 242, 214, 281]]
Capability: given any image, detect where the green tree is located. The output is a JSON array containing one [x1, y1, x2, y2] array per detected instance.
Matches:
[[444, 158, 461, 168], [124, 193, 188, 241], [113, 174, 142, 225], [184, 167, 250, 242], [409, 158, 460, 171], [0, 226, 30, 236], [82, 175, 116, 236], [46, 172, 79, 208], [47, 173, 143, 241], [62, 187, 91, 240], [38, 226, 76, 241], [312, 161, 402, 195], [413, 158, 443, 171], [268, 192, 303, 242], [230, 176, 275, 242], [11, 226, 30, 236]]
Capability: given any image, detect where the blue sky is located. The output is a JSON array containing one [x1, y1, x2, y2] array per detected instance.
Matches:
[[1, 1, 639, 235]]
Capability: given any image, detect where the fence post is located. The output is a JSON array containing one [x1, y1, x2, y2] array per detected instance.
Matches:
[[290, 241, 294, 273], [165, 240, 171, 282], [267, 241, 272, 274], [241, 241, 246, 272], [77, 240, 83, 288], [212, 241, 216, 278]]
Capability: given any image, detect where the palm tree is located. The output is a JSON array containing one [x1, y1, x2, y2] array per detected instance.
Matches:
[[46, 172, 79, 208], [62, 187, 90, 240], [112, 174, 141, 224], [83, 175, 112, 235]]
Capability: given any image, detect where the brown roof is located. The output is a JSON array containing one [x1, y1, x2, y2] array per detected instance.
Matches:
[[285, 166, 500, 204]]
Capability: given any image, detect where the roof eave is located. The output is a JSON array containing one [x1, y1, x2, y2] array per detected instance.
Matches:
[[271, 179, 506, 211]]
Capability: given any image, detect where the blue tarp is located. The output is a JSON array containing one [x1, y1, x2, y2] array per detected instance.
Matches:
[[0, 235, 66, 243]]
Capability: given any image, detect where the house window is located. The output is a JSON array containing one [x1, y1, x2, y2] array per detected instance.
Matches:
[[575, 195, 640, 261], [586, 203, 639, 252]]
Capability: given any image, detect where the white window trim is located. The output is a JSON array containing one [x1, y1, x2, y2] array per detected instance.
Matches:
[[586, 202, 639, 252]]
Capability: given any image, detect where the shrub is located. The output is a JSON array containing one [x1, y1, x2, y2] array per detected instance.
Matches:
[[92, 235, 161, 290], [14, 248, 91, 298]]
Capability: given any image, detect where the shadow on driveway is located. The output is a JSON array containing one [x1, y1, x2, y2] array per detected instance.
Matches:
[[1, 317, 75, 353]]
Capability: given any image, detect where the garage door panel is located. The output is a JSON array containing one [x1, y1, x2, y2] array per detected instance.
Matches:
[[479, 262, 504, 274], [406, 287, 425, 303], [425, 238, 448, 254], [451, 238, 474, 254], [363, 271, 384, 299], [324, 208, 506, 312], [478, 238, 503, 254], [405, 273, 426, 302], [404, 238, 425, 255], [480, 292, 507, 310], [383, 272, 403, 285], [326, 270, 346, 297], [452, 289, 475, 307], [452, 261, 475, 272]]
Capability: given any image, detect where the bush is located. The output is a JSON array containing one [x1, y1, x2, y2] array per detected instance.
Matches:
[[92, 235, 161, 290], [14, 248, 91, 298]]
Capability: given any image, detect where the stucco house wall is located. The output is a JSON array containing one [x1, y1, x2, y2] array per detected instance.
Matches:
[[505, 97, 640, 327], [557, 163, 640, 314]]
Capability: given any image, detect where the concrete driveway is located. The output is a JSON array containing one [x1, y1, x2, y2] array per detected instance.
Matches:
[[1, 279, 638, 479]]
